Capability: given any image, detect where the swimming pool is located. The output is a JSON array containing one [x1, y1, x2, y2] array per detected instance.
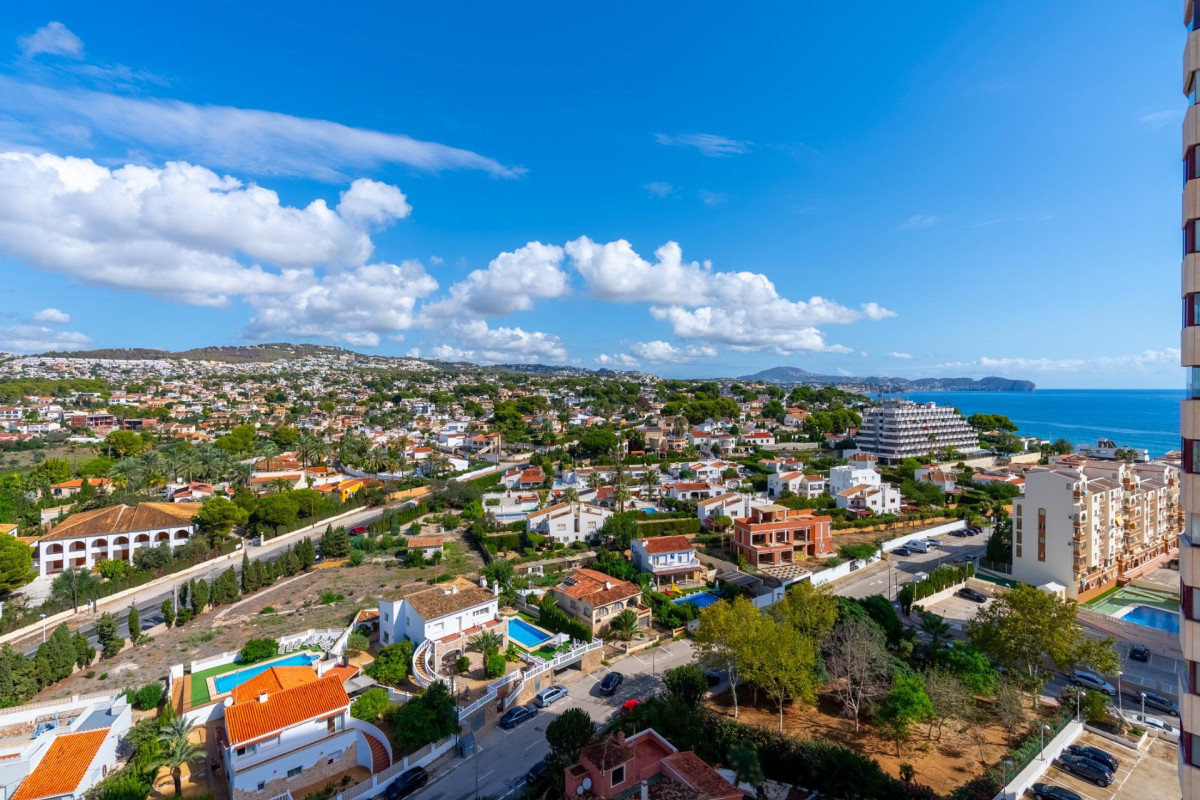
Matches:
[[508, 617, 553, 649], [1119, 604, 1180, 635], [212, 652, 321, 694], [672, 591, 721, 609]]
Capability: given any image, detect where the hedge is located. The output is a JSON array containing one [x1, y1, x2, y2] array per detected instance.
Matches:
[[634, 517, 702, 537], [483, 532, 521, 553], [468, 472, 502, 490], [899, 562, 975, 614]]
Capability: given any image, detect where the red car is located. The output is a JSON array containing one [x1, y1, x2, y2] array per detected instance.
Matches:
[[620, 699, 641, 715]]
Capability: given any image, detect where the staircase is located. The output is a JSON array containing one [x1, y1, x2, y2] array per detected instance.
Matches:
[[364, 730, 391, 773], [411, 639, 438, 688]]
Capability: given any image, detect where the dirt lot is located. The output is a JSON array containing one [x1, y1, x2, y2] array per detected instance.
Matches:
[[1029, 731, 1179, 800], [706, 687, 1037, 796], [0, 441, 79, 473], [32, 547, 483, 702]]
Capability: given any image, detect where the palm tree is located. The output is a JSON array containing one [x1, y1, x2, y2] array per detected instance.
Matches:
[[109, 458, 144, 492], [158, 717, 204, 797], [362, 448, 388, 475], [468, 630, 504, 658], [918, 611, 951, 656], [198, 447, 224, 481], [269, 477, 293, 494], [309, 439, 330, 467], [230, 461, 254, 488], [296, 434, 317, 468], [643, 467, 661, 500], [613, 484, 631, 514], [587, 472, 607, 492], [608, 609, 638, 641], [562, 487, 580, 504], [257, 441, 281, 472]]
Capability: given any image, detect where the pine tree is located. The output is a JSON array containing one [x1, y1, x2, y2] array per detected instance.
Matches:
[[191, 579, 209, 615], [241, 552, 256, 593], [178, 581, 189, 609], [42, 624, 75, 681], [72, 631, 94, 668], [128, 604, 140, 644], [297, 536, 316, 570], [283, 550, 300, 576], [95, 612, 123, 659]]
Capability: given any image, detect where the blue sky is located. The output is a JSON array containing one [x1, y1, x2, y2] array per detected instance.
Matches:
[[0, 2, 1186, 387]]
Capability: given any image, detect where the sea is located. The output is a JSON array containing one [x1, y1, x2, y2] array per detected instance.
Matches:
[[887, 389, 1184, 458]]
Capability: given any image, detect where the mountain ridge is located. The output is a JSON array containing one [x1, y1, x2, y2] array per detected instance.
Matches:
[[738, 366, 1035, 392]]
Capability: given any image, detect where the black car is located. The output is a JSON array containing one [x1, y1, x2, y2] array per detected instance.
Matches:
[[1054, 754, 1113, 787], [1141, 691, 1180, 716], [892, 547, 912, 556], [956, 587, 987, 603], [1030, 784, 1082, 800], [1065, 744, 1119, 772], [599, 671, 624, 695], [384, 767, 428, 799], [950, 529, 970, 538], [525, 760, 548, 786], [703, 669, 723, 686], [499, 704, 538, 729], [1129, 644, 1150, 662]]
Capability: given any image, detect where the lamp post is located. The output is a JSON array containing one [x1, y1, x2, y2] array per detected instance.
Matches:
[[1117, 670, 1124, 716], [1001, 759, 1014, 800], [1075, 687, 1081, 721], [1039, 724, 1051, 760], [1140, 691, 1146, 719], [40, 613, 46, 643]]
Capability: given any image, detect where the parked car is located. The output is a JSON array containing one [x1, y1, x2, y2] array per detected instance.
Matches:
[[499, 704, 538, 729], [961, 553, 979, 563], [1030, 784, 1083, 800], [907, 540, 929, 554], [1128, 713, 1179, 739], [620, 698, 641, 715], [1139, 691, 1179, 716], [956, 587, 987, 603], [1070, 670, 1116, 696], [703, 669, 723, 686], [892, 547, 912, 557], [968, 526, 982, 535], [599, 672, 624, 696], [384, 767, 428, 799], [1053, 754, 1113, 787], [950, 529, 970, 538], [525, 760, 548, 786], [1129, 644, 1150, 662], [1065, 744, 1118, 772], [535, 685, 568, 708]]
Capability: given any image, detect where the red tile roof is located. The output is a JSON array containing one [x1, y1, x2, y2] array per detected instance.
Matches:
[[230, 666, 318, 703], [638, 535, 694, 555], [12, 729, 108, 800], [224, 674, 349, 746]]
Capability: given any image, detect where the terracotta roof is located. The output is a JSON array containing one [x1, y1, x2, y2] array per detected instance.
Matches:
[[11, 729, 108, 800], [49, 478, 110, 489], [224, 674, 349, 746], [638, 535, 694, 555], [556, 568, 641, 606], [662, 751, 737, 799], [42, 503, 199, 542], [324, 665, 360, 683], [231, 666, 318, 703], [405, 535, 444, 548], [404, 577, 495, 621], [647, 778, 703, 800]]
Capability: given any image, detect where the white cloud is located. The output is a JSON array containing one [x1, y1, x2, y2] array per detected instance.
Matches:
[[935, 349, 1179, 374], [427, 320, 566, 364], [887, 351, 912, 359], [422, 242, 568, 318], [0, 152, 411, 306], [655, 133, 750, 157], [1141, 109, 1182, 129], [595, 353, 640, 368], [628, 341, 717, 363], [32, 307, 70, 324], [0, 76, 520, 181], [897, 214, 938, 230], [18, 22, 83, 60], [697, 189, 727, 207], [643, 181, 674, 198], [245, 261, 438, 347], [0, 324, 90, 353]]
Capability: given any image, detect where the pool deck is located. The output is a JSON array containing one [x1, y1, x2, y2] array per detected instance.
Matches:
[[190, 648, 322, 707]]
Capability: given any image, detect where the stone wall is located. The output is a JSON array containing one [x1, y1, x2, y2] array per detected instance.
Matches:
[[232, 741, 358, 800]]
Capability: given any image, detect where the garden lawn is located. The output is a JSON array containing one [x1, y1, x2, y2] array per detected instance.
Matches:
[[189, 646, 323, 706]]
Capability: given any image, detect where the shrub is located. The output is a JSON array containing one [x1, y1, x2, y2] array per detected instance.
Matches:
[[131, 682, 163, 710], [348, 549, 365, 566], [350, 687, 390, 721], [347, 632, 370, 654], [238, 638, 279, 664], [839, 542, 878, 561], [259, 606, 276, 615], [485, 653, 506, 678], [456, 655, 471, 673]]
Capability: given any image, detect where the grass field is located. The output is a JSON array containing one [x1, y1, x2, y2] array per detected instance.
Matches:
[[189, 646, 322, 706]]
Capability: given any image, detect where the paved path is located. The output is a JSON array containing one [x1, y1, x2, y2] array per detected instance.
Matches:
[[410, 641, 697, 800]]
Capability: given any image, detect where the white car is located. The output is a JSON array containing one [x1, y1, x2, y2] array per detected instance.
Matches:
[[1127, 712, 1179, 740]]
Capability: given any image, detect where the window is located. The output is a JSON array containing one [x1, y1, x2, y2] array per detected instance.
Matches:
[[327, 715, 344, 733], [1186, 221, 1200, 257], [1184, 585, 1200, 623], [287, 767, 303, 779], [1015, 544, 1022, 559], [1037, 508, 1046, 563], [1187, 144, 1200, 185], [1184, 439, 1200, 474], [1187, 513, 1200, 547], [257, 782, 266, 792], [610, 764, 626, 787], [236, 743, 258, 756]]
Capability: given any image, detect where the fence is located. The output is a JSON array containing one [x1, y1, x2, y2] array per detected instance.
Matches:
[[994, 718, 1082, 800], [810, 553, 881, 587], [336, 735, 456, 800], [501, 639, 603, 710]]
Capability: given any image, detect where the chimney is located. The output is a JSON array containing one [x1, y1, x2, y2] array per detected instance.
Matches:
[[479, 575, 487, 589], [258, 692, 269, 704], [604, 581, 612, 590], [451, 584, 458, 595], [640, 780, 648, 800], [493, 580, 499, 596]]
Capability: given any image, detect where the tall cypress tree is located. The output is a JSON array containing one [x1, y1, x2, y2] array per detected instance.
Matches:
[[127, 604, 140, 644]]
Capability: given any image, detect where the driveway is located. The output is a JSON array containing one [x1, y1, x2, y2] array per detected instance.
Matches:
[[833, 533, 988, 600], [1025, 731, 1179, 800]]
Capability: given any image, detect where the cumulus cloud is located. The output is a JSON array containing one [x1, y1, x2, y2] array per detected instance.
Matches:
[[18, 22, 83, 59], [935, 349, 1179, 374], [643, 181, 674, 198], [0, 152, 412, 306], [245, 261, 438, 347], [628, 340, 717, 363], [32, 307, 70, 324], [564, 237, 892, 354], [427, 320, 567, 364], [595, 353, 640, 368], [888, 351, 912, 359], [0, 76, 520, 181], [422, 242, 568, 318], [655, 133, 750, 157], [0, 324, 90, 353]]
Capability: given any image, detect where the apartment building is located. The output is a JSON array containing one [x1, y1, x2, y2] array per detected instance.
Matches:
[[855, 400, 979, 462], [1180, 3, 1200, 782], [730, 505, 832, 569], [1010, 460, 1181, 600]]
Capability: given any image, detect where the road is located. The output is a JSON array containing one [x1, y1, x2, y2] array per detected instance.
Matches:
[[411, 641, 697, 800], [832, 532, 989, 600]]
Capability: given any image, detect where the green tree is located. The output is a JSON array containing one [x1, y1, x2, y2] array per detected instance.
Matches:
[[918, 611, 951, 658], [727, 744, 765, 792], [238, 638, 279, 664], [607, 609, 639, 641], [95, 612, 123, 658], [295, 537, 316, 570], [598, 513, 639, 551], [0, 535, 36, 595], [194, 496, 249, 541], [161, 598, 175, 629], [240, 552, 257, 593], [127, 604, 140, 644], [693, 596, 762, 719], [877, 672, 934, 755], [933, 643, 998, 695], [319, 525, 351, 559], [72, 631, 94, 668], [662, 664, 708, 709], [386, 681, 458, 750], [771, 580, 838, 642], [50, 567, 101, 612], [1080, 689, 1111, 726], [468, 630, 504, 659], [350, 687, 391, 721], [190, 579, 209, 615], [40, 623, 76, 681], [545, 707, 595, 776], [742, 617, 818, 731], [104, 430, 147, 458], [367, 641, 414, 686], [158, 717, 204, 797]]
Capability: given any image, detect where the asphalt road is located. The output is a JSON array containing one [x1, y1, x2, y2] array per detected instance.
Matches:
[[409, 641, 697, 800], [832, 531, 989, 600]]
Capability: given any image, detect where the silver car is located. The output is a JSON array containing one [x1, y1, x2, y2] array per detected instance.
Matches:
[[535, 685, 568, 707], [1071, 670, 1115, 696]]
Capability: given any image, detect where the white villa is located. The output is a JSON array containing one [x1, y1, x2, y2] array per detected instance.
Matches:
[[35, 502, 201, 577], [766, 471, 825, 499], [525, 502, 612, 545], [630, 535, 707, 589]]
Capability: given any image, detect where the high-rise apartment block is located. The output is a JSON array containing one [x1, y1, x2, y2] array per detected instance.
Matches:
[[855, 400, 979, 463]]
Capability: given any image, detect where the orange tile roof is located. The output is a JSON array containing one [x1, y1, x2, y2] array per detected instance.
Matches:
[[230, 666, 319, 703], [225, 674, 349, 746], [42, 503, 199, 542], [12, 729, 108, 800], [638, 535, 694, 555], [324, 665, 360, 683]]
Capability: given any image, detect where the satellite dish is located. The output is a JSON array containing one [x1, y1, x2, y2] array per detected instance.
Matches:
[[223, 696, 234, 707], [576, 787, 584, 796], [582, 777, 593, 790]]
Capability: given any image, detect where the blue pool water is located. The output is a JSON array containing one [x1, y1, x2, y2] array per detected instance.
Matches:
[[1121, 605, 1180, 635], [508, 617, 553, 649], [213, 652, 321, 694], [672, 591, 721, 609]]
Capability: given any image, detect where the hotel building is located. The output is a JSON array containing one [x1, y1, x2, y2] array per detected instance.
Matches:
[[1182, 1, 1200, 785], [855, 400, 980, 463]]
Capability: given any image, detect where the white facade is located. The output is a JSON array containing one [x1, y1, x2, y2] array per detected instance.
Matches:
[[856, 400, 980, 462], [828, 464, 881, 496], [525, 502, 612, 545], [227, 713, 355, 797], [696, 492, 746, 523], [835, 483, 901, 514], [767, 471, 825, 499], [378, 582, 500, 648]]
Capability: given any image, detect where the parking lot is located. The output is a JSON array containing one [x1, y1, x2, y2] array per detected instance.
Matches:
[[1026, 732, 1179, 800], [919, 584, 995, 633]]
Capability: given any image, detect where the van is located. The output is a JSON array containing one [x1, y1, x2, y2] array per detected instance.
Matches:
[[535, 685, 567, 707], [908, 540, 929, 554]]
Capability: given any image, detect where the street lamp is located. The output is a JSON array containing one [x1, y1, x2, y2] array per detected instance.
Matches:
[[1140, 691, 1146, 719], [1075, 687, 1081, 721], [1039, 724, 1051, 760], [1000, 759, 1014, 800], [1117, 670, 1124, 716], [39, 613, 46, 643]]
